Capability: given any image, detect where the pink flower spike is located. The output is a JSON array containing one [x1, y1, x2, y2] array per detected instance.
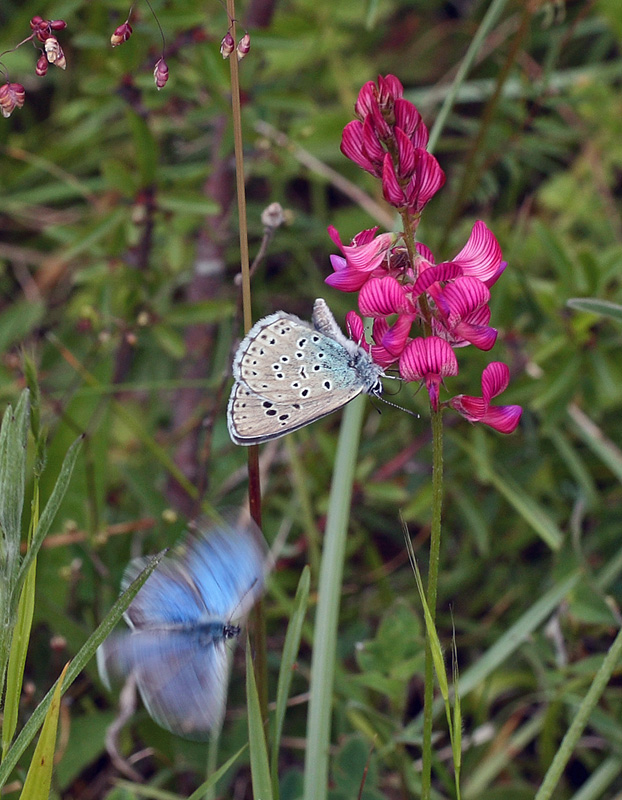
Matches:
[[399, 337, 458, 410], [452, 221, 503, 283], [449, 362, 522, 433], [358, 276, 405, 316], [377, 74, 404, 107], [382, 154, 407, 208]]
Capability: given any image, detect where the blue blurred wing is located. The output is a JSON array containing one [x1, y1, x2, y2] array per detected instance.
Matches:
[[181, 521, 267, 621], [121, 554, 206, 629], [97, 626, 231, 740], [121, 520, 267, 629]]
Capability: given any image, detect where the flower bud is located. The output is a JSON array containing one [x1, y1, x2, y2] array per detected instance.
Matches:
[[45, 37, 67, 69], [220, 32, 235, 59], [236, 32, 251, 61], [0, 83, 26, 118], [153, 58, 169, 90], [30, 16, 44, 29], [111, 22, 132, 47], [35, 54, 48, 76], [50, 20, 67, 31]]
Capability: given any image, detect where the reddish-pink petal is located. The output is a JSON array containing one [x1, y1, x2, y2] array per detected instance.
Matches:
[[453, 321, 497, 351], [416, 242, 436, 264], [341, 120, 376, 173], [345, 312, 371, 352], [407, 149, 446, 211], [378, 74, 404, 105], [362, 116, 386, 170], [395, 127, 415, 179], [452, 221, 502, 282], [449, 394, 486, 420], [413, 262, 463, 296], [352, 226, 380, 246], [327, 225, 344, 249], [382, 154, 406, 207], [381, 314, 414, 356], [371, 344, 398, 368], [359, 276, 405, 316], [325, 268, 369, 292], [394, 98, 427, 146], [442, 277, 490, 320], [354, 81, 378, 119], [399, 336, 458, 381], [481, 362, 510, 403], [342, 232, 393, 271], [479, 404, 522, 433]]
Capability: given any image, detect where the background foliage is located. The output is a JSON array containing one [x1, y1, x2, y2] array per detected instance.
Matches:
[[2, 0, 622, 797]]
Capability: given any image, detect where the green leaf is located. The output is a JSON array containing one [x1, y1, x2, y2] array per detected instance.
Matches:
[[0, 551, 165, 791], [0, 390, 30, 563], [246, 637, 273, 800], [19, 661, 68, 800], [567, 297, 622, 322], [0, 304, 44, 360], [271, 566, 310, 795], [126, 111, 159, 187]]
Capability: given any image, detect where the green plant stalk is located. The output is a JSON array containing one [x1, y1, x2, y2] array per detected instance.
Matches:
[[226, 0, 268, 729], [421, 405, 444, 800], [303, 396, 366, 800], [535, 624, 622, 800]]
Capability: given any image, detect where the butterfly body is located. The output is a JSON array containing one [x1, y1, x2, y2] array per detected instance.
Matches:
[[227, 298, 384, 445], [97, 522, 266, 739]]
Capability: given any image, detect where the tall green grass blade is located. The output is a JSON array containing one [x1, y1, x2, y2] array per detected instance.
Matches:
[[567, 404, 622, 486], [19, 662, 68, 800], [2, 485, 39, 758], [535, 624, 622, 800], [271, 566, 310, 796], [303, 396, 366, 800], [567, 297, 622, 322], [0, 551, 164, 789], [246, 639, 273, 800]]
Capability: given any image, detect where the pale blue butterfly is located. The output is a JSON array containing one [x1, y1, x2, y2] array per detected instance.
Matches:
[[227, 298, 386, 445], [97, 519, 267, 739]]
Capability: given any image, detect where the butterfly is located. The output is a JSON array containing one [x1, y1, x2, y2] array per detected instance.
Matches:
[[97, 519, 267, 739], [227, 298, 385, 445]]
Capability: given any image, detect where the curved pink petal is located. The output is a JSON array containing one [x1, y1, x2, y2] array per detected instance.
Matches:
[[399, 336, 458, 381], [341, 232, 393, 272], [325, 268, 370, 292], [371, 344, 398, 368], [394, 98, 427, 147], [452, 221, 502, 282], [449, 395, 487, 420], [415, 242, 436, 264], [353, 226, 380, 246], [406, 149, 445, 210], [479, 404, 522, 433], [442, 277, 490, 320], [354, 81, 378, 118], [453, 321, 497, 351], [484, 261, 507, 289], [372, 317, 389, 340], [327, 225, 344, 250], [381, 314, 414, 356], [378, 74, 404, 105], [382, 153, 406, 207], [362, 116, 386, 172], [481, 362, 510, 402], [413, 262, 462, 296], [341, 120, 376, 173], [345, 311, 371, 352], [359, 276, 406, 316], [395, 127, 415, 179]]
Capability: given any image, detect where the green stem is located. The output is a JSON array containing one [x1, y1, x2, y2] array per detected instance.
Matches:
[[303, 396, 366, 800], [421, 405, 444, 800], [226, 0, 268, 726]]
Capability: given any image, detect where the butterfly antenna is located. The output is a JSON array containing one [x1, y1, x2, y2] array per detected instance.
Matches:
[[378, 395, 420, 418]]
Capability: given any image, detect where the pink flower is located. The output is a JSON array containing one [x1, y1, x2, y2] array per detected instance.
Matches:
[[325, 226, 394, 291], [449, 362, 522, 433], [399, 337, 458, 410]]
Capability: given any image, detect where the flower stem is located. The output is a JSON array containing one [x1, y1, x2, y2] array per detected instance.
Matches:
[[226, 0, 268, 722], [421, 405, 444, 800]]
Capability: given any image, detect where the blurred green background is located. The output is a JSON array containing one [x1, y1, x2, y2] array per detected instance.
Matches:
[[2, 0, 622, 797]]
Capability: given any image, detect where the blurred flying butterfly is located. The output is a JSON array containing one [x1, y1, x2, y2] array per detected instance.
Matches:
[[227, 298, 385, 445], [97, 518, 268, 739]]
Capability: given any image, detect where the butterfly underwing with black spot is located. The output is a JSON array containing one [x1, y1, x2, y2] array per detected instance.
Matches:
[[227, 298, 385, 445]]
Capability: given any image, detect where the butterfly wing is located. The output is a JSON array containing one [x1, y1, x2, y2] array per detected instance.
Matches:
[[97, 627, 231, 739], [227, 312, 367, 444], [181, 521, 267, 620]]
